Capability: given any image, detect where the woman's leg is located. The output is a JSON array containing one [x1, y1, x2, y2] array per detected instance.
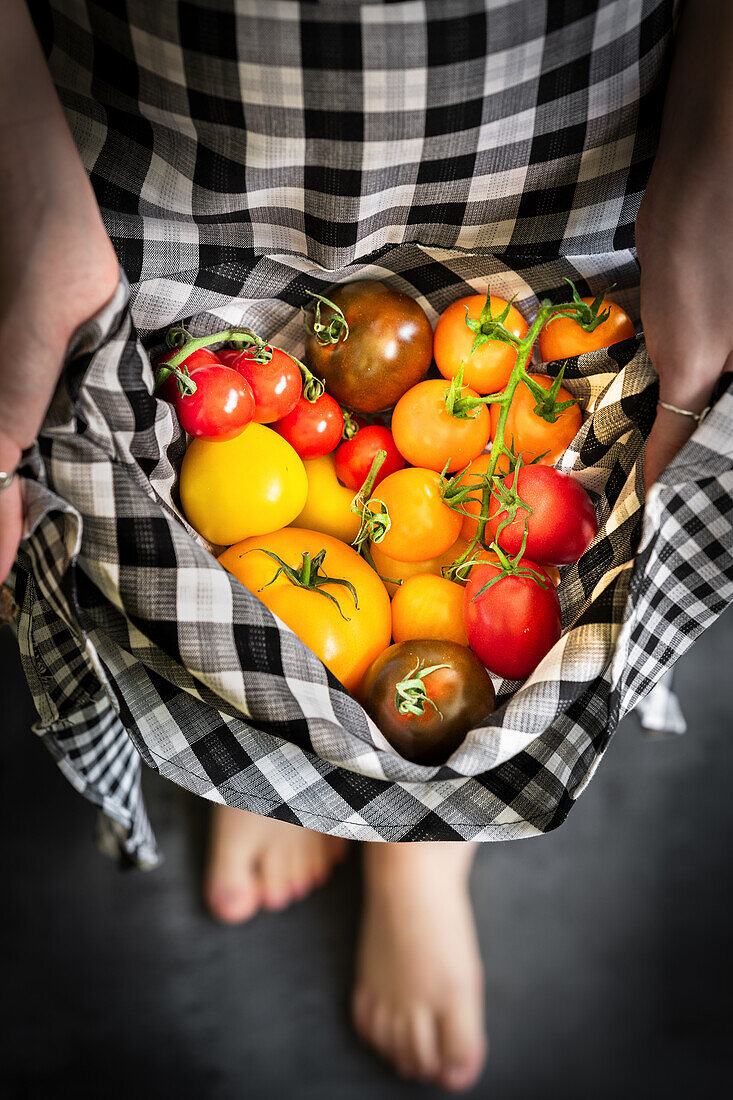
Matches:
[[353, 842, 486, 1092], [205, 806, 348, 923]]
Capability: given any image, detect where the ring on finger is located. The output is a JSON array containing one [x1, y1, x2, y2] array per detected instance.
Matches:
[[0, 470, 16, 492]]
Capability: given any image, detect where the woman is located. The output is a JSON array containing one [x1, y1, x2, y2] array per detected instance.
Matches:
[[1, 0, 730, 1090]]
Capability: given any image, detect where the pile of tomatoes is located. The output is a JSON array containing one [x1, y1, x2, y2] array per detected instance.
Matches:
[[155, 280, 635, 765]]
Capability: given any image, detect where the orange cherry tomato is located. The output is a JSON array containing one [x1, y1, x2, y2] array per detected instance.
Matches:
[[391, 379, 491, 473], [391, 573, 469, 647], [538, 298, 635, 362], [370, 467, 462, 563], [369, 536, 468, 596], [434, 295, 529, 395], [490, 374, 582, 466]]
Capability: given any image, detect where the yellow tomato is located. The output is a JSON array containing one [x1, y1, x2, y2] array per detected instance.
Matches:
[[391, 574, 469, 647], [369, 536, 468, 596], [291, 453, 360, 543], [180, 423, 307, 546], [218, 528, 391, 694]]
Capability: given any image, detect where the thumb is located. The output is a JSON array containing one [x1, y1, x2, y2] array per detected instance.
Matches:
[[0, 436, 23, 584]]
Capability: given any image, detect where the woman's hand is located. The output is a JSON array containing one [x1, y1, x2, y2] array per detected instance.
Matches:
[[638, 0, 733, 491], [0, 1, 119, 582]]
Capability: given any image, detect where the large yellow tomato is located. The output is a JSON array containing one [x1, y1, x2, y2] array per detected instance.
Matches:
[[218, 528, 391, 694], [291, 453, 360, 543], [180, 423, 307, 545]]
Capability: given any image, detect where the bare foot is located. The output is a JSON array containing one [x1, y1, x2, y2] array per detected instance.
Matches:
[[204, 805, 348, 923], [353, 842, 486, 1092]]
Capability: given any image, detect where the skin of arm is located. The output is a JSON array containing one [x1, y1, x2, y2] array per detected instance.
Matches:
[[0, 0, 119, 581], [637, 0, 733, 489]]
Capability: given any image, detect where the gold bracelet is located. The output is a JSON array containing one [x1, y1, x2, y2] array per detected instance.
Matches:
[[657, 400, 710, 424]]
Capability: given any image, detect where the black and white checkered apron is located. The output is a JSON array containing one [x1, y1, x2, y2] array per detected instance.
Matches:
[[12, 0, 733, 867]]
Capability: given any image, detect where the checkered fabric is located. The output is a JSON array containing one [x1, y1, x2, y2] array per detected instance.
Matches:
[[12, 0, 732, 866]]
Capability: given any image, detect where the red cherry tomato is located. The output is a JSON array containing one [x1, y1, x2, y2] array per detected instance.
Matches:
[[153, 346, 221, 402], [334, 424, 406, 491], [174, 364, 256, 442], [272, 393, 344, 459], [217, 347, 242, 367], [487, 466, 598, 566], [464, 560, 561, 681], [232, 347, 303, 424]]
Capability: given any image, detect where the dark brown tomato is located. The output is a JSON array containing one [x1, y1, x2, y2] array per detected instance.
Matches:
[[305, 281, 433, 414], [360, 639, 496, 766]]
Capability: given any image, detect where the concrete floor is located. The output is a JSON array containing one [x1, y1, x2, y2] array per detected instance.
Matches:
[[1, 612, 732, 1100]]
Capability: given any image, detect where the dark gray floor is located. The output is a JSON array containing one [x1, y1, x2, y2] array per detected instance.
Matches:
[[1, 613, 732, 1100]]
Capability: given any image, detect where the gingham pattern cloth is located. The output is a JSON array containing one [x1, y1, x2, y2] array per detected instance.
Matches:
[[11, 0, 732, 866]]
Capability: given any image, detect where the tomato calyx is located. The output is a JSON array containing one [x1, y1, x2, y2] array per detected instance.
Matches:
[[438, 462, 486, 516], [519, 365, 577, 424], [544, 278, 613, 334], [464, 290, 522, 359], [302, 291, 350, 347], [251, 548, 358, 621], [490, 458, 534, 548], [394, 659, 451, 718], [341, 410, 361, 440], [351, 450, 391, 554], [470, 542, 549, 601], [443, 366, 503, 421], [154, 363, 197, 397]]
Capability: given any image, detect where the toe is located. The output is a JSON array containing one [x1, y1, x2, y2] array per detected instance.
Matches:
[[407, 1005, 441, 1081], [205, 882, 260, 924], [368, 1001, 396, 1063], [259, 847, 292, 910], [437, 999, 487, 1092], [351, 987, 373, 1042]]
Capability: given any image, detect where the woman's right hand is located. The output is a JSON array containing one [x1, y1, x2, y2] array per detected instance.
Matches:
[[0, 0, 120, 583]]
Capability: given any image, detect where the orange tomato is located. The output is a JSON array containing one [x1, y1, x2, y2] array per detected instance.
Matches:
[[391, 574, 469, 647], [369, 536, 469, 596], [538, 298, 635, 362], [434, 294, 529, 395], [218, 528, 390, 694], [370, 467, 462, 563], [490, 374, 582, 466], [391, 379, 491, 473]]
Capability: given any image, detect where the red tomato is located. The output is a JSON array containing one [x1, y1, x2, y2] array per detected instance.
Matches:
[[334, 424, 406, 491], [217, 347, 242, 367], [154, 346, 221, 403], [464, 560, 561, 681], [232, 347, 302, 424], [273, 392, 344, 459], [538, 299, 635, 362], [487, 466, 598, 566], [174, 364, 255, 442]]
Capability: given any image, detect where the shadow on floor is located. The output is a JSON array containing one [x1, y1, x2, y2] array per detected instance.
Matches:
[[1, 611, 732, 1100]]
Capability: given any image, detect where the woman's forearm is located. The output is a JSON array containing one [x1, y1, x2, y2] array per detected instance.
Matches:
[[0, 1, 118, 580], [637, 0, 733, 486]]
